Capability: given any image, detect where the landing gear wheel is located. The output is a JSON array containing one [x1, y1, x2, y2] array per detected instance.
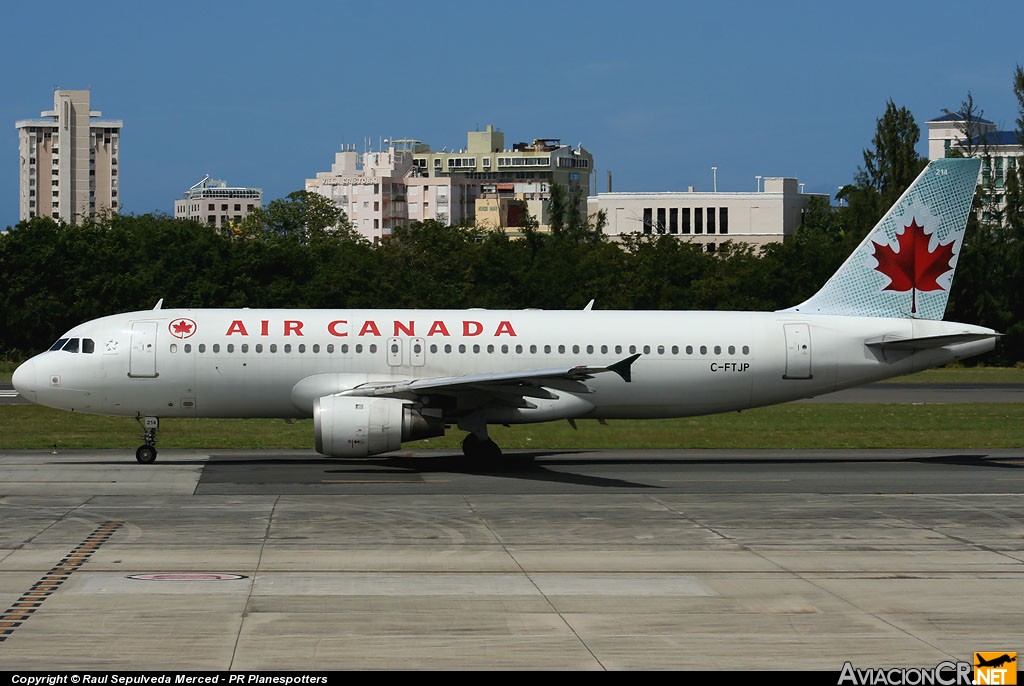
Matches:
[[134, 416, 160, 464], [136, 445, 157, 464], [461, 433, 503, 460]]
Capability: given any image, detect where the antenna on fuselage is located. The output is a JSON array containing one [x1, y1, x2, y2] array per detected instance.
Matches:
[[153, 299, 163, 311], [583, 299, 595, 311]]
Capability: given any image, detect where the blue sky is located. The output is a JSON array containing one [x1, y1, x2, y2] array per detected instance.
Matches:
[[3, 1, 1023, 227]]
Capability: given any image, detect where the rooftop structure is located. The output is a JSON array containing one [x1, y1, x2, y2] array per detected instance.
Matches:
[[173, 175, 262, 230]]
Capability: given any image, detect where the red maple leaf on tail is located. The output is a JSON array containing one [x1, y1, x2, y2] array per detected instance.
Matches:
[[872, 219, 956, 314]]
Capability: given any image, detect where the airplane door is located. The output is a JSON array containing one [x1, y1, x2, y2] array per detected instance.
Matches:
[[386, 337, 403, 367], [783, 323, 812, 380], [410, 337, 425, 367], [129, 321, 158, 378]]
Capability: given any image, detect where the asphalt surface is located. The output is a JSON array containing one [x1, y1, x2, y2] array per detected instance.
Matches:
[[0, 446, 1021, 671]]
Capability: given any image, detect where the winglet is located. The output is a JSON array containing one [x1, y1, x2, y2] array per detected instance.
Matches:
[[607, 353, 641, 383]]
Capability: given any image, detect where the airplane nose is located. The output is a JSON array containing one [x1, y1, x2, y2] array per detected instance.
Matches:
[[12, 358, 37, 402]]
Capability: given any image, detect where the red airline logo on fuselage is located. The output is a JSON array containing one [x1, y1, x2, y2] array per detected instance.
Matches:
[[223, 319, 518, 337]]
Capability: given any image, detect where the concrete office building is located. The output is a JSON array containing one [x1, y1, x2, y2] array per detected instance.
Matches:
[[173, 176, 262, 230], [589, 177, 822, 250], [15, 89, 122, 223]]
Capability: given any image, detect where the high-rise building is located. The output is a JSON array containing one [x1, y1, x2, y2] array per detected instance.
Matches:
[[15, 89, 122, 223], [174, 175, 262, 231]]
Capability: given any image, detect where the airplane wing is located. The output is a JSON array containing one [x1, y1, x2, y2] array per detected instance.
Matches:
[[336, 354, 640, 402]]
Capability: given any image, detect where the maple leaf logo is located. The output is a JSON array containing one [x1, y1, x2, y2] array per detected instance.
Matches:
[[168, 318, 197, 339], [871, 219, 956, 314]]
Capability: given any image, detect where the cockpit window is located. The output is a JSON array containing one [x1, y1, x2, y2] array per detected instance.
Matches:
[[82, 338, 95, 354], [63, 338, 80, 353], [49, 338, 69, 351]]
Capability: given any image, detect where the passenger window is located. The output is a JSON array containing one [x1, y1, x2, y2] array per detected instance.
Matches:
[[241, 344, 249, 353], [82, 339, 95, 354], [487, 344, 494, 353], [444, 344, 452, 353], [255, 344, 263, 353], [355, 344, 363, 353], [671, 345, 678, 355], [657, 345, 665, 355], [198, 344, 206, 353], [558, 345, 566, 354], [686, 345, 693, 354], [170, 344, 178, 353], [458, 344, 466, 353], [227, 344, 235, 353], [742, 345, 750, 355], [284, 344, 291, 353], [185, 344, 192, 353], [369, 344, 377, 353], [429, 344, 437, 353], [586, 345, 594, 354], [544, 345, 551, 354], [212, 344, 220, 353], [714, 345, 721, 354], [269, 344, 277, 353], [49, 338, 69, 351], [728, 345, 735, 355], [615, 345, 622, 354], [341, 344, 349, 353], [473, 344, 480, 354], [413, 343, 422, 354], [299, 344, 306, 353], [700, 345, 707, 355], [600, 345, 608, 354], [629, 345, 636, 354], [530, 345, 537, 354], [572, 345, 580, 354], [326, 344, 334, 353]]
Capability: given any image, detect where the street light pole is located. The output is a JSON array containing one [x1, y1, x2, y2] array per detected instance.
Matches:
[[711, 166, 718, 193]]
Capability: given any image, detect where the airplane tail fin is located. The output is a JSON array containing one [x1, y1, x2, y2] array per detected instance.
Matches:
[[784, 157, 981, 320]]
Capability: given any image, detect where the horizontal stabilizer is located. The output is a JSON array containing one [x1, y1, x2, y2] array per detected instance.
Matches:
[[865, 332, 1000, 351]]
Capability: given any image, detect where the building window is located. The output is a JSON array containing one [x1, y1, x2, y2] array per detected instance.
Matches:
[[681, 208, 691, 234], [707, 207, 716, 234], [720, 207, 728, 234], [642, 208, 653, 234], [669, 208, 678, 234], [656, 208, 666, 233], [694, 208, 703, 234]]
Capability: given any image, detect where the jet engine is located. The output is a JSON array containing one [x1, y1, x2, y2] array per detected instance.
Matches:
[[313, 395, 444, 457]]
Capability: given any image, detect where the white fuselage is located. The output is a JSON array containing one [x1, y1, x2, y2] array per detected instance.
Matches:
[[13, 308, 997, 421]]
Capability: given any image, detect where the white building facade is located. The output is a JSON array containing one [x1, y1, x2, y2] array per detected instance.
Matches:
[[590, 177, 821, 250], [15, 89, 122, 223]]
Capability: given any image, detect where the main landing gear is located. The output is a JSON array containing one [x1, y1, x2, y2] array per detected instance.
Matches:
[[135, 416, 159, 464]]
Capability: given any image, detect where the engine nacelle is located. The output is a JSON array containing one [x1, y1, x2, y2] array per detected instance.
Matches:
[[313, 395, 444, 457]]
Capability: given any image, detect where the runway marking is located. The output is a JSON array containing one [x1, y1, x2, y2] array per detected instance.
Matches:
[[658, 479, 793, 483], [321, 479, 452, 484], [0, 520, 123, 645]]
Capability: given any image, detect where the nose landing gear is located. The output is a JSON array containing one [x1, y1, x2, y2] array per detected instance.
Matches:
[[134, 416, 159, 463]]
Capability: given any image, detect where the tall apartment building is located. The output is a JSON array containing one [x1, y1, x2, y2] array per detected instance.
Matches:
[[927, 112, 1022, 223], [15, 90, 122, 223], [306, 125, 594, 241], [173, 175, 262, 230]]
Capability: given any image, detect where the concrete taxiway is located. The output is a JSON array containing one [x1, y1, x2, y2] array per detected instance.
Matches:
[[0, 447, 1021, 671]]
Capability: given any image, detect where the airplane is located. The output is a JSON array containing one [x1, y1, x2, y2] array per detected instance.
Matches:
[[12, 158, 1000, 464], [975, 654, 1016, 669]]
